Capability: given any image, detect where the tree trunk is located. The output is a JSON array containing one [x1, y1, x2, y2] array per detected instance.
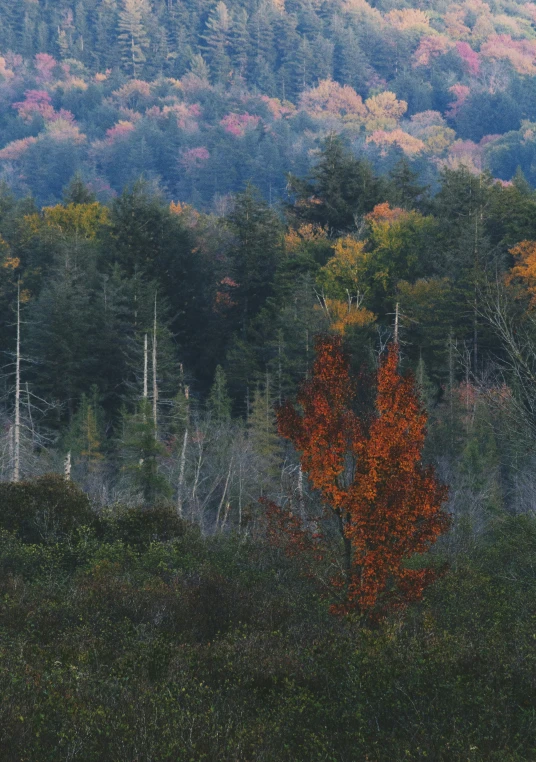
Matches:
[[152, 296, 158, 436], [13, 281, 21, 482]]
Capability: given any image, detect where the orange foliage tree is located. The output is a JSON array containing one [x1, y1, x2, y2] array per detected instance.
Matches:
[[506, 240, 536, 306], [267, 334, 449, 617]]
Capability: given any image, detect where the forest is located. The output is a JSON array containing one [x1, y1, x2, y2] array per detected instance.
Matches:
[[1, 0, 536, 759], [0, 139, 535, 760], [1, 0, 536, 204]]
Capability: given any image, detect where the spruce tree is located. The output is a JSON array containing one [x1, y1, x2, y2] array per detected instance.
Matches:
[[120, 398, 171, 504], [208, 365, 232, 422], [287, 136, 385, 234], [66, 387, 104, 468], [227, 185, 284, 330], [230, 8, 250, 79], [117, 0, 149, 77], [202, 1, 232, 84], [248, 376, 281, 480]]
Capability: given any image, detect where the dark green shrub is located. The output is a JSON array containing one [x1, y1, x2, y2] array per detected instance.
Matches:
[[0, 475, 94, 543], [99, 503, 187, 547]]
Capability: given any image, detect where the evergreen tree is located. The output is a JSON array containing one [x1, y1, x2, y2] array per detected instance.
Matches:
[[63, 172, 97, 206], [388, 159, 429, 211], [230, 8, 250, 80], [332, 22, 369, 94], [94, 0, 121, 70], [27, 257, 98, 422], [288, 136, 385, 234], [248, 376, 281, 480], [117, 0, 150, 77], [202, 1, 232, 84], [227, 185, 284, 331], [120, 398, 171, 504], [208, 365, 232, 422], [66, 386, 104, 467]]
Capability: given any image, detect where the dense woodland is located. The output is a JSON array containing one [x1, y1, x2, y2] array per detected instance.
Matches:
[[1, 1, 536, 759], [1, 0, 536, 203], [1, 144, 536, 758]]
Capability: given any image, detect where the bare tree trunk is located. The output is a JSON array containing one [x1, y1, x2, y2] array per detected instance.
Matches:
[[238, 459, 243, 534], [152, 296, 158, 435], [177, 386, 189, 519], [13, 281, 21, 482], [64, 451, 72, 481], [216, 457, 233, 531], [297, 466, 305, 518], [221, 501, 232, 531], [177, 430, 188, 518], [143, 333, 148, 400]]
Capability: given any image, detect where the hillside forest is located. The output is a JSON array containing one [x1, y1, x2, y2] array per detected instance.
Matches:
[[2, 0, 536, 204], [1, 1, 536, 760]]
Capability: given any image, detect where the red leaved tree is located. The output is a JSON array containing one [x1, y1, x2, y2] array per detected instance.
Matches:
[[268, 334, 449, 617]]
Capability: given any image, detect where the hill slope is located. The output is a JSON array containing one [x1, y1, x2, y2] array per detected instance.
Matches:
[[1, 0, 536, 203]]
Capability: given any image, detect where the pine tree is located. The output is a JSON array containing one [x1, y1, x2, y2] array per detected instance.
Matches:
[[230, 8, 250, 80], [117, 0, 149, 77], [94, 0, 121, 70], [66, 387, 104, 468], [248, 376, 281, 480], [332, 22, 369, 94], [288, 136, 386, 234], [388, 158, 428, 210], [202, 1, 232, 84], [227, 185, 284, 330], [120, 398, 171, 503], [63, 172, 97, 206], [208, 365, 232, 422]]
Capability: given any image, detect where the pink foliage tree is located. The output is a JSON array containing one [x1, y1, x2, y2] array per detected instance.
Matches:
[[13, 90, 55, 122], [34, 53, 57, 82], [481, 35, 536, 75], [220, 112, 260, 137], [413, 35, 452, 67], [180, 147, 210, 171], [105, 121, 136, 142], [446, 84, 471, 119], [455, 42, 480, 76], [0, 137, 38, 161]]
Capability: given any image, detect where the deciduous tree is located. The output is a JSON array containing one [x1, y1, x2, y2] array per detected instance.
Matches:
[[268, 334, 449, 617]]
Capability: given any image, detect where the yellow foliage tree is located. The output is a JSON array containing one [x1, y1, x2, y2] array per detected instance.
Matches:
[[299, 79, 367, 121], [506, 241, 536, 305], [385, 9, 430, 31], [365, 92, 407, 131], [317, 236, 369, 299], [317, 297, 375, 335], [316, 236, 375, 334], [367, 128, 426, 156], [25, 202, 110, 242], [362, 204, 437, 302]]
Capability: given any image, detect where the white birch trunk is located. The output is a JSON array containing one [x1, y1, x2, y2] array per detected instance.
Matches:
[[152, 296, 158, 435], [64, 451, 72, 481], [216, 457, 233, 531], [13, 281, 20, 482], [177, 386, 189, 519], [143, 333, 148, 400]]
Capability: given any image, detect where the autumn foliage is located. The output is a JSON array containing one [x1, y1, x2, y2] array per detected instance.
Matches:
[[269, 335, 449, 617]]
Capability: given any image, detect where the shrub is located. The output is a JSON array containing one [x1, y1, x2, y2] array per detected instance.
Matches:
[[99, 503, 187, 547], [0, 475, 93, 543]]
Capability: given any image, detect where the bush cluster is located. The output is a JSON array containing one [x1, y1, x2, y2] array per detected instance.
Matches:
[[0, 477, 534, 760]]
